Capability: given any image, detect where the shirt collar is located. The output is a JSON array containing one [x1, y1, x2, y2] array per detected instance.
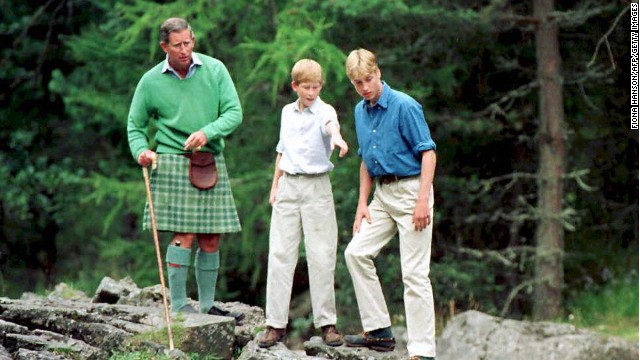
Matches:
[[161, 53, 203, 75], [363, 81, 390, 109], [295, 96, 323, 114]]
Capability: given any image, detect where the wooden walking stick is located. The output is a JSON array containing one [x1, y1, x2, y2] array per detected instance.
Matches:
[[143, 165, 175, 350]]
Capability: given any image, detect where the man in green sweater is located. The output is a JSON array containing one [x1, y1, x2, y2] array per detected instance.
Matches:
[[127, 17, 243, 320]]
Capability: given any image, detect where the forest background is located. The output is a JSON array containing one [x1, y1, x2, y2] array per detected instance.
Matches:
[[1, 0, 638, 343]]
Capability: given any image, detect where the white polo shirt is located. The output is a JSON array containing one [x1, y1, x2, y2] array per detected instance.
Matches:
[[276, 97, 339, 175]]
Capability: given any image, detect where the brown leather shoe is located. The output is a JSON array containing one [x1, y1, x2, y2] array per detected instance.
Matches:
[[258, 326, 286, 348], [321, 325, 344, 346]]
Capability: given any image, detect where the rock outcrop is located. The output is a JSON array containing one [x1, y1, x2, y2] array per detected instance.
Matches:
[[0, 279, 263, 359], [437, 310, 639, 360], [1, 279, 637, 360]]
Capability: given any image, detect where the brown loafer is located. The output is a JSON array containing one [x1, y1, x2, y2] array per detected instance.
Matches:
[[321, 325, 344, 346], [258, 326, 286, 348]]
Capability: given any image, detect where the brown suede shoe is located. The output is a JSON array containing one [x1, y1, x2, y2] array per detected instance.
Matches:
[[258, 326, 286, 348], [321, 325, 344, 346]]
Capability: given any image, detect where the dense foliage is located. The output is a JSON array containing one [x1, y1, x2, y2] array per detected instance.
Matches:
[[1, 0, 636, 335]]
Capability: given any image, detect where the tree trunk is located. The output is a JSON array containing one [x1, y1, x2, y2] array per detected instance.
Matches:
[[533, 0, 566, 320]]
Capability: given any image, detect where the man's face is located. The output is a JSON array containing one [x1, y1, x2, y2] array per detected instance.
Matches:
[[292, 81, 322, 110], [350, 68, 383, 104], [160, 29, 195, 72]]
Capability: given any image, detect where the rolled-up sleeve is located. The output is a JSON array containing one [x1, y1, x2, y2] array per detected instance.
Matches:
[[401, 101, 436, 156]]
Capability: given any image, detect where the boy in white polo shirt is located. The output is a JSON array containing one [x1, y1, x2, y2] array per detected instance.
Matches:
[[259, 59, 348, 348]]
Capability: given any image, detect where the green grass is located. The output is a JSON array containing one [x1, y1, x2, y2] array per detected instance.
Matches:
[[109, 321, 223, 360], [110, 351, 166, 360], [565, 272, 639, 341]]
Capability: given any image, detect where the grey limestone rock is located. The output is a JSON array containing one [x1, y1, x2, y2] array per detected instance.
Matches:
[[2, 279, 637, 360], [436, 310, 639, 360], [0, 277, 262, 359]]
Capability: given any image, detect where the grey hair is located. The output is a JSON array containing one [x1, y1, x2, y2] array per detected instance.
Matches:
[[160, 17, 193, 44]]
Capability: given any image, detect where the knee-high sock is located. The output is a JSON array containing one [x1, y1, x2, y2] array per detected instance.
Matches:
[[166, 245, 192, 313], [195, 249, 220, 314]]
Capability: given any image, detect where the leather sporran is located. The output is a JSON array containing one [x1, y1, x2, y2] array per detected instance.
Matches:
[[186, 152, 218, 190]]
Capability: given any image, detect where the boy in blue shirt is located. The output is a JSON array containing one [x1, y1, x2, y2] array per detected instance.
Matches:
[[343, 48, 437, 360]]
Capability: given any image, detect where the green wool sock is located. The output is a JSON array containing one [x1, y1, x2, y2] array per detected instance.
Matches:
[[195, 250, 220, 314], [370, 326, 393, 338], [166, 245, 192, 313]]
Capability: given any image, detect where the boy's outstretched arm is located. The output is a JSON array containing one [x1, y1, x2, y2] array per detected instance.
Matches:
[[326, 121, 348, 158]]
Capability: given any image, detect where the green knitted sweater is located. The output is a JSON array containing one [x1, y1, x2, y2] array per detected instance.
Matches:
[[127, 53, 242, 160]]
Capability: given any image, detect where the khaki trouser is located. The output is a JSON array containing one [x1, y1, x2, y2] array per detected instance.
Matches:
[[345, 177, 436, 357], [265, 173, 338, 329]]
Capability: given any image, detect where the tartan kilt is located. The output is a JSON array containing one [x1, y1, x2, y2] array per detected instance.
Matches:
[[143, 153, 242, 234]]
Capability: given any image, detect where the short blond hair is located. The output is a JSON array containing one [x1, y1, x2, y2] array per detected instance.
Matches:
[[291, 59, 323, 85], [345, 48, 378, 80]]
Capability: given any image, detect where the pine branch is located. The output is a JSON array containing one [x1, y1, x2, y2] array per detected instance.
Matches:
[[1, 0, 64, 98], [587, 4, 630, 69], [452, 246, 535, 268], [487, 3, 618, 32], [500, 277, 541, 317]]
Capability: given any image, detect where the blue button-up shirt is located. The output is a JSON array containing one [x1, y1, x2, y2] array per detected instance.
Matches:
[[355, 82, 436, 178]]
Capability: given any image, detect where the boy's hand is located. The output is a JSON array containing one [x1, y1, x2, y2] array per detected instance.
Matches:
[[269, 186, 278, 206], [331, 135, 349, 158], [352, 203, 371, 234], [412, 198, 431, 231]]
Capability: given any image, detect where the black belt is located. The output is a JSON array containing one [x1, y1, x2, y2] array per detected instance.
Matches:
[[284, 172, 328, 178], [378, 174, 415, 185]]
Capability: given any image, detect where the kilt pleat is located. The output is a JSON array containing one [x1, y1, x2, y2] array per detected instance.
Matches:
[[143, 153, 242, 233]]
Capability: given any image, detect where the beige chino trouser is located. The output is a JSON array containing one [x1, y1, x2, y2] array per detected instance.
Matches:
[[345, 177, 436, 357], [265, 173, 339, 329]]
